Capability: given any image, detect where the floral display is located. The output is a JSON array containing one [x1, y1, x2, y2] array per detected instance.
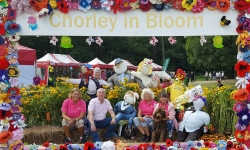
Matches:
[[0, 4, 27, 149]]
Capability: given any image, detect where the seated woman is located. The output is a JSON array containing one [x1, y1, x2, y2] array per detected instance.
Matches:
[[153, 91, 178, 138], [133, 88, 157, 142], [61, 88, 86, 144]]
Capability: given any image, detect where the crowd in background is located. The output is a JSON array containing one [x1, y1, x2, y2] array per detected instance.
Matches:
[[205, 71, 225, 81]]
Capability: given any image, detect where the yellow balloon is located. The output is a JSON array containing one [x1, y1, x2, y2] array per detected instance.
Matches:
[[49, 78, 52, 81]]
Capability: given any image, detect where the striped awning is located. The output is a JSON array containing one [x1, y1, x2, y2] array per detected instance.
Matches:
[[37, 53, 80, 67]]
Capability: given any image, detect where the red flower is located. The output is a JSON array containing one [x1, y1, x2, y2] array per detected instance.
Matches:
[[84, 142, 95, 150], [112, 0, 122, 14], [226, 141, 233, 150], [204, 141, 210, 148], [59, 144, 67, 150], [57, 0, 69, 13], [235, 61, 250, 77], [234, 129, 246, 143], [165, 139, 173, 147], [190, 147, 196, 150], [139, 143, 150, 149], [234, 0, 250, 11], [0, 59, 9, 70], [43, 142, 50, 147], [8, 120, 18, 132], [172, 0, 183, 10], [236, 24, 244, 34], [139, 3, 151, 11]]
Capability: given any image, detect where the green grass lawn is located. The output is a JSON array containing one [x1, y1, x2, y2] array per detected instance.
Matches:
[[192, 79, 236, 89]]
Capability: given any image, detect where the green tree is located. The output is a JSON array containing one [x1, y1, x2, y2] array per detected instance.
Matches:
[[185, 36, 237, 77]]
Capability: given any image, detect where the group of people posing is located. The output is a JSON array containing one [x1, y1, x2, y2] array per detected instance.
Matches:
[[61, 87, 178, 144], [62, 59, 210, 144]]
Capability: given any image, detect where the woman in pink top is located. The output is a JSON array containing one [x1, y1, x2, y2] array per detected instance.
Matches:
[[61, 88, 86, 144], [153, 91, 178, 138], [133, 88, 157, 142]]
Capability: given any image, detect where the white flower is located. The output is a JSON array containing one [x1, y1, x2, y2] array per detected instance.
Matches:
[[0, 82, 8, 91], [101, 0, 114, 11], [235, 77, 249, 89], [11, 119, 27, 131]]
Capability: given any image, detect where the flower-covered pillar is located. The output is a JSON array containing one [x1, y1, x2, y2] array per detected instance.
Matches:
[[0, 1, 27, 149], [233, 8, 250, 149]]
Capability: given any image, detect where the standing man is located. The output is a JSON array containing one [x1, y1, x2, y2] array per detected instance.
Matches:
[[88, 88, 118, 142], [221, 71, 225, 81], [205, 71, 208, 81]]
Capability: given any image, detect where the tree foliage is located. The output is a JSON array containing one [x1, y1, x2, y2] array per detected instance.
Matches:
[[185, 36, 237, 76], [20, 36, 237, 76]]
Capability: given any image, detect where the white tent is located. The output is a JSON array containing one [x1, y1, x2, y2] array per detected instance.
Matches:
[[88, 58, 106, 65], [108, 59, 137, 70], [36, 53, 81, 85], [37, 53, 81, 67], [88, 58, 111, 69], [152, 63, 162, 71], [18, 45, 37, 86]]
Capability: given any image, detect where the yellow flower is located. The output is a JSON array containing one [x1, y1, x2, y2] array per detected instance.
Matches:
[[182, 0, 197, 10], [50, 0, 57, 9]]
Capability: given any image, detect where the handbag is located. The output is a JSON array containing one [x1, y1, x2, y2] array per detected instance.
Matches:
[[122, 125, 137, 139]]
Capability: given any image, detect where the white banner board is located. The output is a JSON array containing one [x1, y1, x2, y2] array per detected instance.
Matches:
[[17, 9, 238, 36]]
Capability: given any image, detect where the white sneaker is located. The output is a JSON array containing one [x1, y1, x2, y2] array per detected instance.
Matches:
[[169, 132, 172, 137]]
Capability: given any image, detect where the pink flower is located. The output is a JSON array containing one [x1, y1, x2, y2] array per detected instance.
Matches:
[[12, 129, 24, 140], [149, 36, 158, 46], [9, 77, 18, 87], [66, 0, 79, 9], [101, 0, 114, 11], [192, 0, 204, 12]]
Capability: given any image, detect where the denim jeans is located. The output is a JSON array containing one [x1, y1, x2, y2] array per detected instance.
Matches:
[[88, 118, 117, 142], [167, 120, 174, 135], [115, 113, 134, 128], [133, 117, 153, 127]]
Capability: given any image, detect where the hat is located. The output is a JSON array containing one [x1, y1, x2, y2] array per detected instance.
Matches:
[[213, 36, 224, 48], [115, 58, 123, 65], [60, 36, 73, 48], [83, 63, 93, 69]]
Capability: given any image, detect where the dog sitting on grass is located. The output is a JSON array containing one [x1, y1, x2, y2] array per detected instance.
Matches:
[[151, 108, 167, 142]]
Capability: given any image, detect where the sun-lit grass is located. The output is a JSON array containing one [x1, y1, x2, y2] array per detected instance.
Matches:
[[191, 79, 236, 89]]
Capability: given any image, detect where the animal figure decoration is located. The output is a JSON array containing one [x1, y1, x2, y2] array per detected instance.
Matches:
[[220, 16, 231, 26], [131, 58, 171, 88]]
